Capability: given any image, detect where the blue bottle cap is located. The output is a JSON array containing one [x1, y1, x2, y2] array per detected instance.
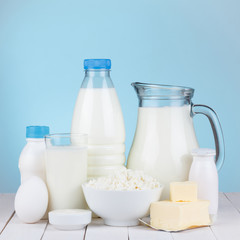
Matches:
[[26, 126, 50, 138], [84, 59, 111, 69]]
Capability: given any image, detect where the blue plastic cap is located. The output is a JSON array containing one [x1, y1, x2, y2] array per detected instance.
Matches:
[[84, 59, 111, 69], [26, 126, 50, 138]]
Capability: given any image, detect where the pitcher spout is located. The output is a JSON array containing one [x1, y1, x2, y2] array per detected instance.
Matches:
[[131, 82, 194, 107], [131, 82, 194, 99], [131, 82, 146, 99]]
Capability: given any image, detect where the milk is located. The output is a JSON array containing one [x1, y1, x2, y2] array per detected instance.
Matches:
[[19, 126, 49, 184], [127, 105, 199, 199], [189, 149, 219, 220], [19, 139, 46, 183], [45, 147, 87, 211], [71, 88, 126, 178]]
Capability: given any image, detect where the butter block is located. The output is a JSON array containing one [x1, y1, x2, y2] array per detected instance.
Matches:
[[170, 181, 197, 202], [150, 200, 211, 231]]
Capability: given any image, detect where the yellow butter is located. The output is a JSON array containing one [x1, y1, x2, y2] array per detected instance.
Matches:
[[170, 181, 198, 202], [150, 200, 211, 231]]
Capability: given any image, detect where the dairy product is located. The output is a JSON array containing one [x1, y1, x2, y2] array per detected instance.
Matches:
[[19, 126, 49, 183], [71, 88, 125, 177], [86, 168, 161, 191], [150, 180, 210, 231], [19, 139, 46, 183], [170, 181, 197, 202], [127, 105, 199, 199], [189, 148, 219, 219], [45, 147, 87, 211], [150, 200, 211, 231], [49, 209, 92, 230]]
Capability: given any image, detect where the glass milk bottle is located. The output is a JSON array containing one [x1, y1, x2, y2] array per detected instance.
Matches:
[[71, 59, 126, 178], [189, 148, 219, 221]]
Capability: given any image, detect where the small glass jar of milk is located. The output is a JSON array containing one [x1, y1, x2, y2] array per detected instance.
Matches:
[[189, 148, 219, 221]]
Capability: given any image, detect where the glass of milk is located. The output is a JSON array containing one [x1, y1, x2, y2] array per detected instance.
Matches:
[[45, 133, 88, 211]]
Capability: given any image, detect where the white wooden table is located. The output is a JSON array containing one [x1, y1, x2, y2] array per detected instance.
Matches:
[[0, 193, 240, 240]]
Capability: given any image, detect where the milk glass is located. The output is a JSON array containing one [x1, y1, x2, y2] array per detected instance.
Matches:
[[45, 133, 88, 211]]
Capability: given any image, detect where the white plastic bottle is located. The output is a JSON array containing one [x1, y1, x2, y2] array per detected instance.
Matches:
[[19, 126, 50, 183], [188, 148, 218, 221], [71, 59, 126, 178]]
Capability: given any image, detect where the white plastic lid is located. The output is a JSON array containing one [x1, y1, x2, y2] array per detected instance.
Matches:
[[191, 148, 216, 156], [49, 209, 92, 230]]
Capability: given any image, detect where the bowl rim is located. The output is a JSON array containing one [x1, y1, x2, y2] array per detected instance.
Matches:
[[82, 183, 164, 193]]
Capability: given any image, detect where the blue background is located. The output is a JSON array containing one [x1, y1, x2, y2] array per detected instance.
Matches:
[[0, 0, 239, 193]]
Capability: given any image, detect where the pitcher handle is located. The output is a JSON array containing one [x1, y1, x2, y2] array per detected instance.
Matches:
[[192, 104, 225, 171]]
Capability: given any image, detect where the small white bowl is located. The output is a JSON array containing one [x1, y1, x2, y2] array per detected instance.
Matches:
[[82, 184, 163, 227]]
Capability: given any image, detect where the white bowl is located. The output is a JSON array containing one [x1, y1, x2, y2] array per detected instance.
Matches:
[[82, 184, 163, 227]]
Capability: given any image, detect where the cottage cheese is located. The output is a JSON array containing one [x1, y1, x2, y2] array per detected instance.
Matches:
[[86, 168, 161, 190]]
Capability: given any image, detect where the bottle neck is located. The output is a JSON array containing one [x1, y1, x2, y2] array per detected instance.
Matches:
[[85, 69, 111, 78], [26, 138, 44, 142], [82, 69, 114, 88]]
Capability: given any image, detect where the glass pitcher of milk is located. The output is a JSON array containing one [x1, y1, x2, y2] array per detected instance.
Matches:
[[127, 82, 224, 199], [71, 59, 126, 178]]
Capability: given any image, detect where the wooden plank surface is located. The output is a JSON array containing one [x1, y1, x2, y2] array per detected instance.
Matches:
[[225, 192, 240, 212], [209, 193, 240, 240], [85, 218, 128, 240], [0, 215, 47, 240], [42, 223, 86, 240], [128, 224, 173, 240], [129, 217, 215, 240], [171, 227, 216, 240], [1, 193, 240, 239], [0, 194, 15, 233]]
